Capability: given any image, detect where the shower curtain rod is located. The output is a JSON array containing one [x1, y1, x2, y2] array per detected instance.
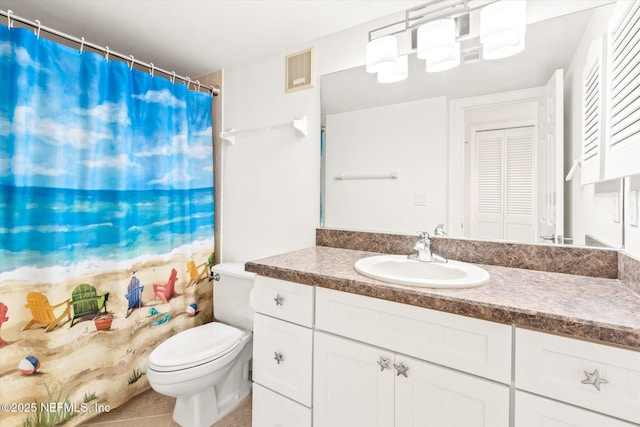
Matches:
[[1, 9, 219, 96]]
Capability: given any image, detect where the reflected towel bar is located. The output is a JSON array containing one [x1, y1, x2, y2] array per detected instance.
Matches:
[[335, 172, 399, 180]]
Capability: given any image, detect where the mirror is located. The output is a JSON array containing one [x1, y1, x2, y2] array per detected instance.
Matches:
[[320, 3, 626, 248]]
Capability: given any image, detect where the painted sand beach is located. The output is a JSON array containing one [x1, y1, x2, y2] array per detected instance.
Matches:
[[0, 243, 214, 427]]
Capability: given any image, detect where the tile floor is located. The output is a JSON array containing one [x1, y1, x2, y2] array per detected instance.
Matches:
[[80, 388, 252, 427]]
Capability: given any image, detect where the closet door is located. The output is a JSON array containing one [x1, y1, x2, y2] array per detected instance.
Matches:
[[472, 126, 535, 242]]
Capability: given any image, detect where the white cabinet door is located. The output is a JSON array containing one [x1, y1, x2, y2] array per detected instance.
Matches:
[[394, 354, 510, 427], [252, 383, 312, 427], [515, 391, 637, 427], [253, 313, 313, 406], [313, 331, 394, 427]]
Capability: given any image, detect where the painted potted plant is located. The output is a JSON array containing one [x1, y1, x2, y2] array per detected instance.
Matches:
[[93, 312, 114, 331]]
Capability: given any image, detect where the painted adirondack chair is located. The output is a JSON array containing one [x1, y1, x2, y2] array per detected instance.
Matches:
[[70, 283, 110, 327], [0, 302, 8, 347], [125, 275, 144, 318], [153, 268, 179, 304], [23, 292, 71, 332], [186, 260, 207, 287]]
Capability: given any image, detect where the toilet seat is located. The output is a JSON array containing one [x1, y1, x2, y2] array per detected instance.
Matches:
[[149, 322, 245, 372]]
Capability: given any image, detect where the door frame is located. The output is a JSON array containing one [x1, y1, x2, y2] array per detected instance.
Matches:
[[448, 87, 543, 237]]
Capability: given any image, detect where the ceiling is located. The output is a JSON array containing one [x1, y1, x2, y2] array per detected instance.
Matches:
[[0, 0, 423, 78]]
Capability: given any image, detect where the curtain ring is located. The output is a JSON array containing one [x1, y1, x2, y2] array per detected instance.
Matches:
[[7, 10, 13, 29], [79, 37, 85, 55], [129, 55, 134, 71], [34, 19, 41, 39], [209, 85, 215, 95], [149, 63, 155, 77], [171, 71, 176, 84], [185, 76, 191, 89], [105, 46, 110, 62], [195, 80, 201, 91]]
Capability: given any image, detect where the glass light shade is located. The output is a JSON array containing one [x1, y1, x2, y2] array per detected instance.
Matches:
[[377, 55, 408, 83], [366, 35, 398, 73], [417, 18, 457, 61], [480, 0, 526, 60], [426, 42, 460, 72], [482, 36, 525, 60]]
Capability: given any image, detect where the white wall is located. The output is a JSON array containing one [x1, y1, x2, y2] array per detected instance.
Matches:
[[220, 11, 405, 262], [221, 54, 321, 263], [325, 97, 448, 234], [625, 175, 640, 257]]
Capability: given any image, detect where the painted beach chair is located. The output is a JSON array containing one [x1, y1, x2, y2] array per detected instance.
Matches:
[[22, 292, 71, 332], [125, 275, 144, 318], [0, 302, 8, 347], [153, 268, 179, 304], [70, 283, 110, 327], [186, 260, 207, 287]]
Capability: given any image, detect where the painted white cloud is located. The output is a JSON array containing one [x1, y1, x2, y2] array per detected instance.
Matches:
[[132, 89, 186, 108], [12, 106, 110, 148], [0, 42, 10, 57], [11, 154, 68, 177], [83, 154, 140, 169], [135, 145, 169, 157], [147, 168, 193, 186], [72, 102, 130, 126]]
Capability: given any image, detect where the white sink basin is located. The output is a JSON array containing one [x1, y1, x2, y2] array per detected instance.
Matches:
[[354, 255, 490, 289]]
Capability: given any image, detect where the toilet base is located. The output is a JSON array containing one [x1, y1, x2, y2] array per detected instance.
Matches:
[[173, 385, 251, 427], [171, 338, 253, 427]]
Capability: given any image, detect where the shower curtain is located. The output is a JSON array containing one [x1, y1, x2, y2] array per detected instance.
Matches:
[[0, 23, 214, 426]]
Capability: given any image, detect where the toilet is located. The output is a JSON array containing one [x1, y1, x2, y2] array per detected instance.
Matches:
[[147, 262, 255, 427]]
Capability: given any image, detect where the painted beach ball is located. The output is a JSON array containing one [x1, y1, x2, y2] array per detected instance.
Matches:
[[186, 303, 197, 316], [148, 307, 159, 316], [18, 356, 40, 375]]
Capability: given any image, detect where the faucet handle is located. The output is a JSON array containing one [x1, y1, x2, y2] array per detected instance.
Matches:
[[416, 231, 430, 242]]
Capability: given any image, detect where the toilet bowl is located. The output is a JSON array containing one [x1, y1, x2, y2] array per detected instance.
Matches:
[[146, 263, 255, 427]]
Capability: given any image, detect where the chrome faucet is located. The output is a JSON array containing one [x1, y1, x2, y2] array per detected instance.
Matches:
[[408, 231, 447, 263]]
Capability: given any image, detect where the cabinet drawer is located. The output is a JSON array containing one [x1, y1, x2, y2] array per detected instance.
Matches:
[[515, 391, 637, 427], [252, 383, 312, 427], [515, 328, 640, 424], [254, 276, 314, 327], [315, 287, 512, 383], [253, 313, 313, 406]]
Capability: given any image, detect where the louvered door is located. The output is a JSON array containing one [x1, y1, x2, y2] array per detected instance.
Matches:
[[605, 0, 640, 179], [472, 126, 536, 242]]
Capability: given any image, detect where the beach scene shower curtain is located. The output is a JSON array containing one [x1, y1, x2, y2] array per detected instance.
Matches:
[[0, 23, 214, 426]]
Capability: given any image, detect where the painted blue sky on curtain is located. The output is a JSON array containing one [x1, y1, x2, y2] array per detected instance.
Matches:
[[0, 24, 214, 273]]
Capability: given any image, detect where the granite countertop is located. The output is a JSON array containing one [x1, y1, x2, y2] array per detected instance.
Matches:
[[246, 246, 640, 351]]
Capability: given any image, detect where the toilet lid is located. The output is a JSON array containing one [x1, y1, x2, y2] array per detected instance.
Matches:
[[149, 322, 245, 371]]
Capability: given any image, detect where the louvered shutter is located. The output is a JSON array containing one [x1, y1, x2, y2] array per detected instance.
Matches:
[[605, 1, 640, 178], [505, 127, 535, 241], [474, 130, 504, 240], [581, 37, 606, 184]]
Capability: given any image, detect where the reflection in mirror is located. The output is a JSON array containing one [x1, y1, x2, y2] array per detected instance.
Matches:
[[321, 2, 625, 248]]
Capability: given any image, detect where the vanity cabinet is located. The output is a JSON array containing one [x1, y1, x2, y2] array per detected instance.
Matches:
[[313, 287, 511, 427], [515, 328, 640, 425], [314, 330, 509, 427], [252, 277, 314, 427]]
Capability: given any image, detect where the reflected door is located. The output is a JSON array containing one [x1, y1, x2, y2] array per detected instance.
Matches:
[[537, 69, 564, 243], [472, 126, 536, 242]]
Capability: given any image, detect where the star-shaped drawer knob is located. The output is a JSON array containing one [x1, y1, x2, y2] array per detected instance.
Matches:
[[581, 369, 608, 391]]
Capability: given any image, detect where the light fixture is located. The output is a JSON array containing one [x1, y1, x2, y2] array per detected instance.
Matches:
[[364, 0, 528, 83], [480, 0, 527, 60], [366, 35, 398, 73], [426, 42, 460, 72], [378, 55, 408, 83], [416, 18, 456, 61]]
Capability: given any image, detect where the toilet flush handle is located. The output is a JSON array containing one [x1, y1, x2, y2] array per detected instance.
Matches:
[[213, 273, 221, 281]]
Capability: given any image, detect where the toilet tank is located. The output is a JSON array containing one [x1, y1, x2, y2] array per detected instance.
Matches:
[[212, 262, 256, 331]]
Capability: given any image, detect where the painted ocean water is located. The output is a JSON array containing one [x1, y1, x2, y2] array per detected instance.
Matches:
[[0, 185, 214, 274]]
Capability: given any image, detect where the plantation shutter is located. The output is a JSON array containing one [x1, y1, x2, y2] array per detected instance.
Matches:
[[581, 37, 605, 184]]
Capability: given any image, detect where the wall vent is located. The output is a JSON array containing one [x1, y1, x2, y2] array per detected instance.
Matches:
[[286, 48, 315, 93], [462, 46, 481, 64]]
